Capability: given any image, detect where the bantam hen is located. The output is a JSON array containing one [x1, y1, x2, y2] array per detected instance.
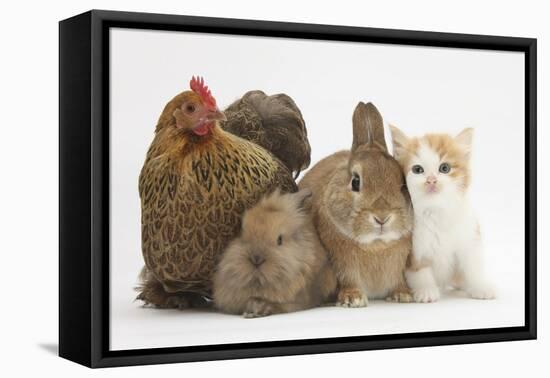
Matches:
[[137, 76, 310, 308]]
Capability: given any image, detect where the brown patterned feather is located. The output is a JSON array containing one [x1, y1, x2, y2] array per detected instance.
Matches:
[[221, 90, 311, 177]]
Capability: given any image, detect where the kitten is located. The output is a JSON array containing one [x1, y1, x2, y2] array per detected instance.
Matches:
[[389, 126, 495, 303]]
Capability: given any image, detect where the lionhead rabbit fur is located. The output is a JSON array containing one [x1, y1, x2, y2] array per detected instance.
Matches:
[[299, 102, 414, 307], [213, 189, 337, 318]]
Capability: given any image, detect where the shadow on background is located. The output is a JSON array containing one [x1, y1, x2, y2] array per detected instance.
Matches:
[[38, 343, 58, 355]]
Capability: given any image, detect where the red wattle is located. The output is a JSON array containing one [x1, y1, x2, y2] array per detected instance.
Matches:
[[192, 122, 212, 136]]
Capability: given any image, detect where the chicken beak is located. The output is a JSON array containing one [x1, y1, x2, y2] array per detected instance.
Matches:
[[207, 108, 226, 122]]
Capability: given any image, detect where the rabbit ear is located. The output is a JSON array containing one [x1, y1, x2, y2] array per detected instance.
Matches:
[[352, 102, 388, 153], [293, 188, 313, 210], [365, 102, 388, 152], [352, 102, 370, 152]]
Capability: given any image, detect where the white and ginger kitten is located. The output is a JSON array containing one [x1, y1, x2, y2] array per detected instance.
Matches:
[[390, 126, 495, 303]]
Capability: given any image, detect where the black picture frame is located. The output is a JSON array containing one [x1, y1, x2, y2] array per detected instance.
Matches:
[[59, 9, 537, 368]]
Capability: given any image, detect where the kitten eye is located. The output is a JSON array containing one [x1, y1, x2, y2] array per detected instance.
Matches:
[[277, 235, 283, 246], [185, 103, 196, 113], [411, 165, 424, 174], [439, 163, 451, 174], [351, 173, 360, 192]]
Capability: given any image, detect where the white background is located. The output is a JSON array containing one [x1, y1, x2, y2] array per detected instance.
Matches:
[[0, 0, 547, 377], [110, 28, 525, 350]]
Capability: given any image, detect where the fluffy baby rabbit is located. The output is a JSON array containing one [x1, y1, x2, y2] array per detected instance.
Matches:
[[213, 189, 337, 318], [299, 102, 413, 307]]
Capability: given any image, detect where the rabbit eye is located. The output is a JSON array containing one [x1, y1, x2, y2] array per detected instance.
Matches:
[[411, 165, 424, 174], [439, 162, 451, 174], [351, 173, 360, 192], [277, 235, 283, 246]]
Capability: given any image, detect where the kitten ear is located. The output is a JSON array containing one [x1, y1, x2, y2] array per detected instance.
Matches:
[[455, 128, 474, 156], [389, 124, 409, 161]]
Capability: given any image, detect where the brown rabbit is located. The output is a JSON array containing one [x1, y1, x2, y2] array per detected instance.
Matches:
[[213, 189, 337, 318], [299, 102, 413, 307]]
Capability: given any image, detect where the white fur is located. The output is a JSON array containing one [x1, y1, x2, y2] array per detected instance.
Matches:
[[356, 230, 402, 244], [405, 143, 495, 302], [326, 207, 402, 245]]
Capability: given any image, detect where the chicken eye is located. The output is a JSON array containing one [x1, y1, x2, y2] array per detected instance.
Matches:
[[351, 173, 360, 192], [185, 103, 196, 113], [411, 165, 424, 174], [277, 235, 283, 246], [439, 162, 451, 174]]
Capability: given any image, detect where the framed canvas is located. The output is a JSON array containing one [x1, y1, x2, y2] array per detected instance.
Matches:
[[59, 10, 537, 368]]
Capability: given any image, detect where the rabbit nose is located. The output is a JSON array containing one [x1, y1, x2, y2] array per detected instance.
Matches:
[[250, 254, 265, 267], [426, 175, 437, 185], [374, 215, 390, 225]]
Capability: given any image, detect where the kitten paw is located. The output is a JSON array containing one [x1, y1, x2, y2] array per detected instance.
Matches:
[[337, 288, 368, 308], [386, 289, 413, 303], [413, 287, 440, 303], [243, 298, 275, 318], [467, 283, 496, 300]]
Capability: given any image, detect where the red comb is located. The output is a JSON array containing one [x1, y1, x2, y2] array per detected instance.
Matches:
[[190, 76, 217, 110]]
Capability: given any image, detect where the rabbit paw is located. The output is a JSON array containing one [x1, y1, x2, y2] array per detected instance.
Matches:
[[413, 287, 440, 303], [467, 283, 496, 300], [386, 289, 413, 303], [337, 288, 368, 308], [243, 298, 275, 318]]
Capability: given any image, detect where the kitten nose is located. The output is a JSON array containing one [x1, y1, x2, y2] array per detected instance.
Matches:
[[374, 215, 390, 225], [250, 254, 265, 267], [426, 175, 437, 185]]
